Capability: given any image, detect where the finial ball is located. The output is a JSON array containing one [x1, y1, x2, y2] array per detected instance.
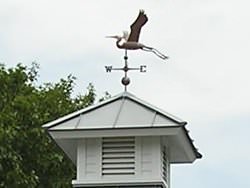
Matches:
[[121, 76, 130, 86]]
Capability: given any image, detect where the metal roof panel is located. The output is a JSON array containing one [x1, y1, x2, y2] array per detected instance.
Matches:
[[43, 92, 185, 130]]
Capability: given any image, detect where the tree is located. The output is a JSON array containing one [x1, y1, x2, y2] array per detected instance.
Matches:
[[0, 63, 99, 187]]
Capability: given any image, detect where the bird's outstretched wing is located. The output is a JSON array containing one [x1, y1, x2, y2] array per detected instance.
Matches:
[[128, 10, 148, 42]]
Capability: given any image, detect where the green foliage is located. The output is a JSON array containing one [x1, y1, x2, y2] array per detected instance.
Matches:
[[98, 92, 111, 102], [0, 63, 98, 187]]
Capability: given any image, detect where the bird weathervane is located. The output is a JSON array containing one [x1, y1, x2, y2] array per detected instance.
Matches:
[[107, 10, 168, 60], [105, 10, 168, 91]]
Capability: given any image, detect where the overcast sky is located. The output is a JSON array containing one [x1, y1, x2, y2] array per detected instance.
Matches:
[[1, 0, 250, 187]]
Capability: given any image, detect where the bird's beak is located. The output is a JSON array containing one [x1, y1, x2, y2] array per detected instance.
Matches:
[[106, 35, 118, 39]]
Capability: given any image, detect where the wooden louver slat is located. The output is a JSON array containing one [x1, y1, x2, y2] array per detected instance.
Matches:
[[102, 137, 135, 175], [162, 146, 168, 182]]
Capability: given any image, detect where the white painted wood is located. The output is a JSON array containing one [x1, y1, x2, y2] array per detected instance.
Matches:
[[51, 126, 197, 164], [77, 138, 103, 181], [102, 137, 135, 176], [153, 137, 162, 178], [102, 163, 135, 168], [140, 137, 160, 178], [85, 138, 101, 178], [43, 91, 201, 187], [102, 137, 135, 142], [75, 136, 170, 185], [72, 179, 166, 187], [161, 137, 171, 188], [103, 148, 134, 152], [77, 139, 85, 180], [135, 136, 142, 177], [102, 158, 135, 163], [49, 127, 178, 139], [177, 128, 196, 162], [167, 147, 171, 188], [56, 139, 77, 164]]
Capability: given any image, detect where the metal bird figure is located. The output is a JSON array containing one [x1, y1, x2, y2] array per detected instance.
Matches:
[[107, 10, 168, 60]]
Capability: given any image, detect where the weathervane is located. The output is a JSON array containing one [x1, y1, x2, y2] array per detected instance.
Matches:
[[105, 10, 168, 91], [105, 50, 146, 91]]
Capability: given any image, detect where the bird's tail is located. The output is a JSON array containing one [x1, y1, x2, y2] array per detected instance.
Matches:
[[142, 46, 169, 60]]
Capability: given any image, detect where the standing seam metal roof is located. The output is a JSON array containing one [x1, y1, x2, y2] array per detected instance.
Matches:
[[42, 91, 186, 129], [42, 91, 202, 159]]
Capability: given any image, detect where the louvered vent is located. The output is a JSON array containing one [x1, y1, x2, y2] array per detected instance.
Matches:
[[162, 146, 168, 182], [102, 137, 135, 176]]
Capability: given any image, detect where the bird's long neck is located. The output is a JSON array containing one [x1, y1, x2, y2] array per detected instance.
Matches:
[[116, 38, 125, 49]]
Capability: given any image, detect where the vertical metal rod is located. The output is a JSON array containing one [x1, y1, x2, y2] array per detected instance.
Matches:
[[124, 50, 128, 92]]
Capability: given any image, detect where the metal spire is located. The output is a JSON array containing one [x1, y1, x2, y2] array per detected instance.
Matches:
[[105, 50, 146, 91]]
